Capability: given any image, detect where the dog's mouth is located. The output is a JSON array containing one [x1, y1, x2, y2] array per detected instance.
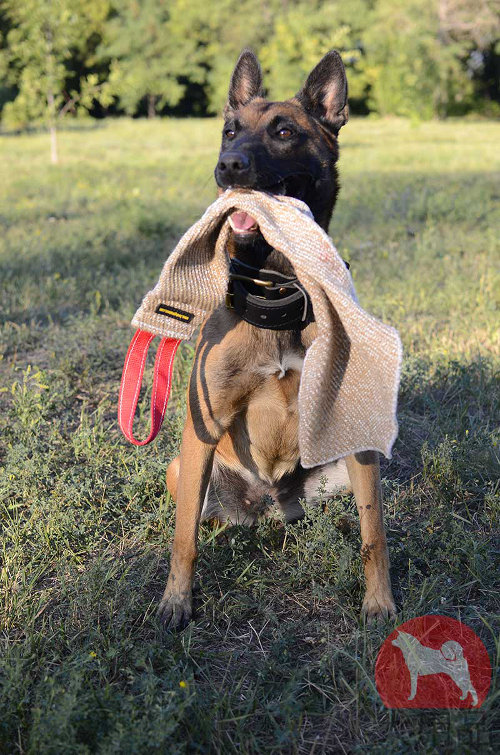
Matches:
[[228, 211, 259, 235], [228, 174, 314, 236]]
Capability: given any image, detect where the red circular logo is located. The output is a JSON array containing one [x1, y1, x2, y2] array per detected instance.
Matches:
[[375, 615, 491, 709]]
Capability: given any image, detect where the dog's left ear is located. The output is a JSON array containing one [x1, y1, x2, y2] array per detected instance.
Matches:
[[296, 50, 349, 134]]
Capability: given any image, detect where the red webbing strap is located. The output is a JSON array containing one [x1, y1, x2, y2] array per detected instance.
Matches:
[[118, 329, 181, 446]]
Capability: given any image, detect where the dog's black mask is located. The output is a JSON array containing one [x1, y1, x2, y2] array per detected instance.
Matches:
[[214, 49, 348, 266]]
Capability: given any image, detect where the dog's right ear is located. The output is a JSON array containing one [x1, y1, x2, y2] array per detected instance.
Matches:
[[225, 49, 264, 114]]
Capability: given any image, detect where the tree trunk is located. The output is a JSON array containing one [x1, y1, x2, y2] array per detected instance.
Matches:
[[45, 30, 58, 165], [147, 94, 157, 119], [47, 89, 58, 165]]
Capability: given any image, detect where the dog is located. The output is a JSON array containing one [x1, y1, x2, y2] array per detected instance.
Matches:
[[392, 631, 478, 706], [158, 49, 396, 630]]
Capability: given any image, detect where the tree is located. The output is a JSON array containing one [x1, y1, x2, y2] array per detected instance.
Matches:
[[99, 0, 193, 117], [437, 0, 500, 112], [192, 0, 282, 113], [362, 0, 500, 118], [259, 0, 370, 104], [98, 0, 279, 117], [437, 0, 500, 50], [162, 0, 377, 113], [0, 0, 110, 163], [0, 0, 498, 125]]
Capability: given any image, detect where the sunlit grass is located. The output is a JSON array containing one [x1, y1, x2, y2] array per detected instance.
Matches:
[[0, 117, 498, 753]]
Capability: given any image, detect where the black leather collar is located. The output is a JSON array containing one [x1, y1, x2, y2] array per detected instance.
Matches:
[[225, 258, 314, 331]]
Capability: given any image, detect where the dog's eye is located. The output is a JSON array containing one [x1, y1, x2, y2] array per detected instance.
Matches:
[[224, 128, 236, 139], [277, 127, 293, 139]]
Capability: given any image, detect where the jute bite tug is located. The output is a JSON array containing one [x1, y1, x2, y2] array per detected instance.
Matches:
[[118, 50, 402, 630]]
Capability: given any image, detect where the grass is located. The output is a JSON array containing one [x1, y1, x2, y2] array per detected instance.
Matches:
[[0, 116, 499, 754]]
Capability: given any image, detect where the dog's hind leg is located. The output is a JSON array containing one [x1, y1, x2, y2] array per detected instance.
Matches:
[[458, 680, 478, 706], [345, 451, 396, 621]]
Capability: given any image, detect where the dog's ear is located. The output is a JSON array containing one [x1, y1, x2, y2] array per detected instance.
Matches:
[[296, 50, 348, 134], [225, 49, 264, 113]]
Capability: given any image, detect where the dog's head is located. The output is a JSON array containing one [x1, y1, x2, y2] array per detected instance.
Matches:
[[215, 49, 348, 251], [392, 631, 413, 651]]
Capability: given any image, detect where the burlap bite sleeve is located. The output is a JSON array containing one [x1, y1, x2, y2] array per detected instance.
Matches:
[[131, 189, 403, 468]]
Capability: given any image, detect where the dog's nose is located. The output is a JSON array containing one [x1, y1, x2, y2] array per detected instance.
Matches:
[[218, 151, 250, 173], [216, 151, 250, 186]]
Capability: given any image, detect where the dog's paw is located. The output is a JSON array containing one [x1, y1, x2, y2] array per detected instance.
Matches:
[[157, 592, 193, 632], [361, 592, 397, 625]]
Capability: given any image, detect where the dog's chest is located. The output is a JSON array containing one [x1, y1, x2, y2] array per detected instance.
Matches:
[[255, 350, 304, 380], [242, 349, 303, 481]]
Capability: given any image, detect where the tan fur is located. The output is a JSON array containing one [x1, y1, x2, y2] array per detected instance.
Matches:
[[158, 315, 395, 628], [157, 56, 395, 629]]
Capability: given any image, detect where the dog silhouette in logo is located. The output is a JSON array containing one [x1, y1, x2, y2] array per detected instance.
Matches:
[[392, 630, 478, 706]]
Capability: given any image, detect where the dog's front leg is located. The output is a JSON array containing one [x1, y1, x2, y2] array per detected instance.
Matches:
[[409, 670, 418, 700], [157, 405, 216, 631], [345, 450, 396, 621]]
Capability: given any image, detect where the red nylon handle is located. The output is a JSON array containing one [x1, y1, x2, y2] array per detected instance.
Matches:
[[118, 329, 181, 446]]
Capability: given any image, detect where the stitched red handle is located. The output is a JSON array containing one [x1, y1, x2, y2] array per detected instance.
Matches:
[[118, 329, 181, 446]]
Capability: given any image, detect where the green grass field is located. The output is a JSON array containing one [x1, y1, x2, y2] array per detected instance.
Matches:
[[1, 117, 499, 753]]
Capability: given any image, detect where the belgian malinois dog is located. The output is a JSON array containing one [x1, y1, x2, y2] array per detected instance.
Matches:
[[158, 49, 396, 630]]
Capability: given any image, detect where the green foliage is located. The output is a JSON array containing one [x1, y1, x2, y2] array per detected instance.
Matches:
[[164, 0, 285, 113], [100, 0, 194, 117], [0, 117, 499, 751], [362, 0, 472, 118], [260, 0, 369, 103], [0, 0, 111, 130], [164, 0, 373, 112], [1, 0, 498, 123]]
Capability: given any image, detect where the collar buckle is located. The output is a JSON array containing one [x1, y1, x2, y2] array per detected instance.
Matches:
[[228, 273, 274, 288]]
